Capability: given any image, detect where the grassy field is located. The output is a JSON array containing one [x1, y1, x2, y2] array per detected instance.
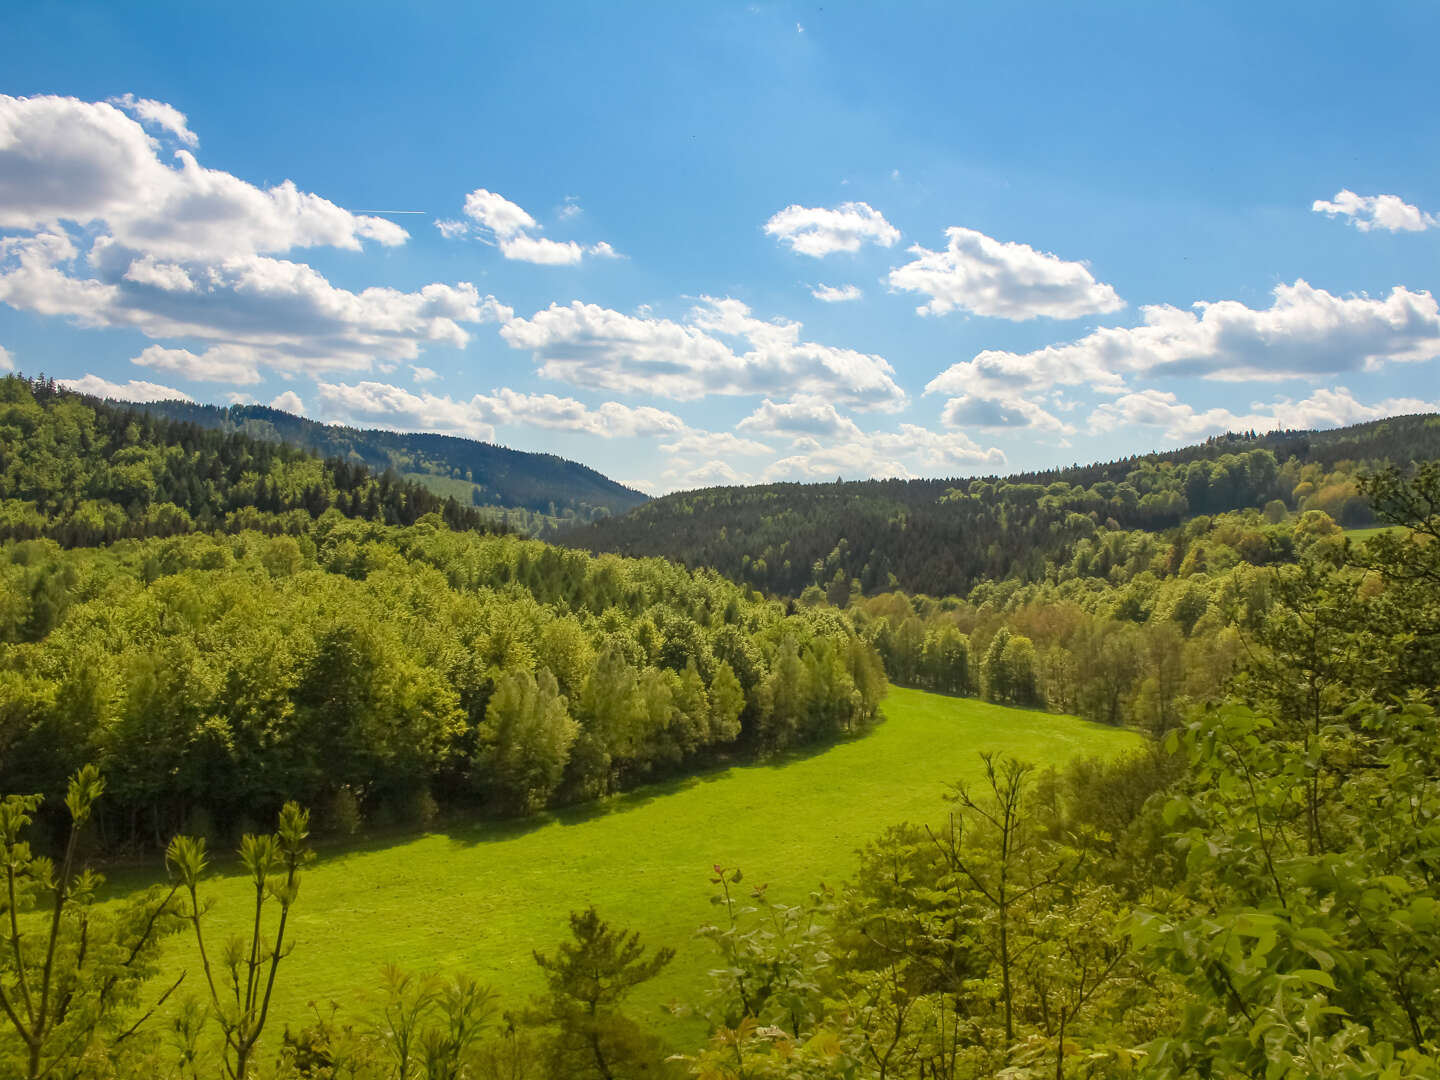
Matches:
[[109, 687, 1139, 1045], [1344, 524, 1406, 543]]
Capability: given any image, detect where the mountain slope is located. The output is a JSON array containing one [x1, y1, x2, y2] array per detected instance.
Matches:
[[132, 400, 648, 530], [563, 413, 1440, 598], [0, 375, 500, 545]]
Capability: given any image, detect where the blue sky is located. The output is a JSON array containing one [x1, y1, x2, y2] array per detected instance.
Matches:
[[2, 2, 1438, 492]]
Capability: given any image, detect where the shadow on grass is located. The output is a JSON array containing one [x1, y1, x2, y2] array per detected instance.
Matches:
[[96, 718, 890, 897], [437, 720, 882, 849]]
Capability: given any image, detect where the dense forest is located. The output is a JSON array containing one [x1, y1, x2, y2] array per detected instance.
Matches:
[[0, 377, 503, 545], [564, 413, 1440, 597], [6, 382, 1440, 1078], [0, 377, 885, 853], [133, 398, 649, 530]]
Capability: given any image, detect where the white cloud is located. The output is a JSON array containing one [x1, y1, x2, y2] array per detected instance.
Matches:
[[764, 201, 900, 257], [497, 234, 585, 265], [270, 390, 305, 415], [737, 395, 862, 440], [1312, 189, 1436, 233], [58, 373, 192, 402], [939, 392, 1073, 434], [0, 95, 507, 377], [411, 365, 439, 382], [888, 226, 1124, 320], [926, 280, 1440, 400], [316, 381, 499, 440], [647, 400, 1006, 492], [0, 344, 10, 372], [0, 95, 407, 259], [666, 459, 750, 489], [1089, 386, 1439, 442], [661, 429, 772, 458], [462, 188, 537, 238], [130, 343, 262, 385], [558, 196, 582, 220], [0, 229, 511, 372], [314, 380, 688, 442], [811, 283, 862, 302], [761, 425, 1005, 482], [501, 296, 906, 411], [445, 187, 618, 265], [109, 93, 199, 147]]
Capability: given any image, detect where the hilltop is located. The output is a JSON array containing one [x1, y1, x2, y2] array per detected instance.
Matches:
[[131, 399, 649, 532]]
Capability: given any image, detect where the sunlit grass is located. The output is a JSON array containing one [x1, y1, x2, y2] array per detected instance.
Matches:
[[108, 687, 1140, 1046]]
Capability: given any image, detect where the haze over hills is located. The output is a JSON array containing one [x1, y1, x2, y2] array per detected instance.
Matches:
[[561, 412, 1440, 597], [130, 399, 649, 533]]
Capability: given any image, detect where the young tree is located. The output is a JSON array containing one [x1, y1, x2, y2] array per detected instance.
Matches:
[[474, 667, 577, 814], [167, 801, 314, 1080], [1, 766, 184, 1080], [530, 907, 676, 1080]]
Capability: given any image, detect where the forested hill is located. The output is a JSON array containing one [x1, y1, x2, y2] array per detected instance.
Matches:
[[564, 412, 1440, 598], [133, 398, 648, 531], [0, 375, 500, 545]]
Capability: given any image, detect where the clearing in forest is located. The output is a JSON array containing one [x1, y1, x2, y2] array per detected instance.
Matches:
[[110, 687, 1140, 1042]]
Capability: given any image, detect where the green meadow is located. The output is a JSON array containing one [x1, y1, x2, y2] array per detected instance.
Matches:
[[111, 687, 1140, 1043], [1344, 524, 1406, 544]]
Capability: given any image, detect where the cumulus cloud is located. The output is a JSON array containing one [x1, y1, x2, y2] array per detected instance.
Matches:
[[0, 344, 11, 372], [410, 365, 439, 383], [667, 459, 749, 489], [0, 94, 509, 377], [109, 93, 199, 147], [651, 403, 1005, 492], [270, 390, 305, 415], [737, 395, 863, 440], [926, 280, 1440, 401], [463, 188, 537, 238], [1089, 386, 1439, 442], [938, 392, 1073, 434], [313, 380, 688, 442], [660, 429, 773, 459], [130, 343, 263, 385], [440, 187, 618, 264], [761, 425, 1005, 482], [889, 226, 1124, 320], [811, 283, 862, 302], [0, 95, 407, 259], [501, 296, 906, 411], [496, 234, 587, 266], [1313, 189, 1436, 233], [0, 228, 511, 372], [764, 201, 900, 257], [57, 373, 192, 402]]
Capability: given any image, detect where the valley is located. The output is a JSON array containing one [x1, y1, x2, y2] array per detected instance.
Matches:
[[104, 687, 1138, 1044]]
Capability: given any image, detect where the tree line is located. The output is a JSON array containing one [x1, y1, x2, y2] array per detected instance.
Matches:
[[841, 505, 1352, 733], [0, 515, 884, 853]]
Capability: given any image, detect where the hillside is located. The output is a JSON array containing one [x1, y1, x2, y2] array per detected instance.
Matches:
[[563, 413, 1440, 597], [0, 375, 499, 545], [132, 398, 648, 530]]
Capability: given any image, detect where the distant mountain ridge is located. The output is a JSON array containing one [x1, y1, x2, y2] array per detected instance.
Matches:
[[562, 412, 1440, 598], [131, 400, 649, 531]]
